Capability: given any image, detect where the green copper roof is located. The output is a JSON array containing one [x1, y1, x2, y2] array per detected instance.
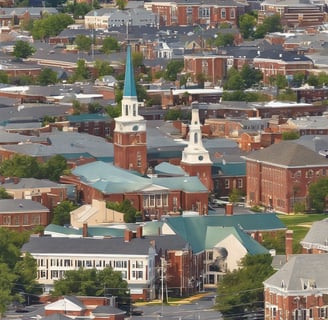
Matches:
[[72, 161, 151, 194], [123, 45, 137, 97], [67, 114, 111, 122], [163, 214, 286, 253], [212, 162, 246, 176]]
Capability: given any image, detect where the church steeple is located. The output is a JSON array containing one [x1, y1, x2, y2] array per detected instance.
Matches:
[[113, 45, 147, 174], [123, 45, 137, 97], [180, 104, 213, 191]]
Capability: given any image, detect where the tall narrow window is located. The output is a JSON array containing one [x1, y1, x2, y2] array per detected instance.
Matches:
[[194, 132, 198, 144], [137, 152, 141, 167], [125, 105, 128, 116]]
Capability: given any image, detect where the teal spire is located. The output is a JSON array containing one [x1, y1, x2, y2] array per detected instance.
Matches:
[[123, 45, 137, 97]]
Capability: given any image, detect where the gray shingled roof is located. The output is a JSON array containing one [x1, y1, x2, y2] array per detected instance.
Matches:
[[2, 178, 64, 189], [243, 140, 328, 167], [22, 234, 188, 255], [263, 254, 328, 291], [300, 218, 328, 251], [0, 199, 49, 213]]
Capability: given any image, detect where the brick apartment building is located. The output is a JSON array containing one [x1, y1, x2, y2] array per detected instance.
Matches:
[[244, 140, 328, 214]]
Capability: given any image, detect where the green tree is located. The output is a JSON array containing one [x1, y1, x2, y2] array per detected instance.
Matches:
[[88, 102, 103, 114], [116, 0, 126, 10], [164, 60, 184, 81], [0, 187, 12, 199], [254, 14, 283, 38], [101, 36, 120, 53], [31, 14, 74, 40], [275, 74, 288, 89], [106, 199, 137, 223], [0, 263, 17, 318], [282, 131, 300, 140], [0, 228, 35, 317], [224, 68, 245, 90], [37, 67, 58, 85], [75, 34, 92, 52], [52, 200, 78, 226], [94, 60, 114, 77], [292, 72, 305, 87], [13, 40, 35, 59], [14, 253, 40, 295], [308, 178, 328, 212], [214, 33, 234, 47], [277, 88, 297, 101], [240, 64, 262, 89], [132, 52, 144, 69], [52, 267, 129, 298], [164, 108, 183, 121], [239, 13, 257, 39], [0, 154, 40, 178], [106, 104, 121, 118], [215, 254, 274, 319], [317, 72, 328, 86], [0, 70, 8, 84], [306, 74, 319, 87], [70, 59, 90, 82], [41, 155, 68, 182], [66, 2, 93, 19], [229, 188, 243, 203]]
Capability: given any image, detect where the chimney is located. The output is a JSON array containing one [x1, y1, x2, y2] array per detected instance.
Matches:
[[82, 223, 88, 237], [124, 229, 133, 242], [225, 203, 233, 216], [13, 177, 20, 184], [136, 226, 143, 238], [285, 230, 293, 259]]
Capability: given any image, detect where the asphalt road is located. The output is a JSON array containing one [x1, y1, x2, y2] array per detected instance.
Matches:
[[130, 293, 221, 320]]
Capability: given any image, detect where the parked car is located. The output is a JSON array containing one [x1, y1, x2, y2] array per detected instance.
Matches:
[[211, 198, 229, 207]]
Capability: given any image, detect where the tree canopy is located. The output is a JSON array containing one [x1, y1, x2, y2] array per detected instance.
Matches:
[[164, 60, 184, 81], [74, 34, 92, 52], [13, 40, 35, 59], [0, 228, 39, 317], [101, 37, 120, 53], [31, 14, 74, 40], [52, 267, 129, 299], [309, 178, 328, 212], [106, 199, 138, 223], [37, 68, 58, 85], [214, 33, 235, 47], [52, 201, 78, 226], [0, 154, 68, 182], [215, 254, 274, 319]]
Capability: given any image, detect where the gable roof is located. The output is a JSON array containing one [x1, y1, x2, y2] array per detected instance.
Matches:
[[243, 140, 328, 167], [300, 218, 328, 251], [72, 161, 152, 194], [263, 254, 328, 291], [0, 199, 49, 213], [163, 214, 285, 253], [45, 296, 86, 311], [205, 226, 268, 255], [22, 234, 188, 255]]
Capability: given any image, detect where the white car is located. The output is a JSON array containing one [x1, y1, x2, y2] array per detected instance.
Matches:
[[211, 198, 229, 207]]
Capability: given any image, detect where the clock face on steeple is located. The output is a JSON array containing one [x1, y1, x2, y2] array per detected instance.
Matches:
[[132, 125, 139, 131]]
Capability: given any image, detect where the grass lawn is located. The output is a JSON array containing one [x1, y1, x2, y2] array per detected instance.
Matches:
[[279, 213, 327, 252]]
